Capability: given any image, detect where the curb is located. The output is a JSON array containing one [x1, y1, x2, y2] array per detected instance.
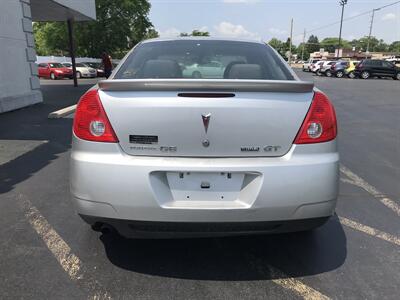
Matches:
[[48, 104, 76, 119]]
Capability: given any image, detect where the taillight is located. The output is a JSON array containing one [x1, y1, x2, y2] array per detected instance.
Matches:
[[294, 91, 337, 144], [73, 89, 118, 142]]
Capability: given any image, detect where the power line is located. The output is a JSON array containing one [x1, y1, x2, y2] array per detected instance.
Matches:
[[302, 0, 400, 35]]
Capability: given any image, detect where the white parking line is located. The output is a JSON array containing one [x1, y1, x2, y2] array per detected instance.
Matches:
[[269, 266, 330, 300], [340, 165, 400, 217], [19, 195, 112, 300], [246, 253, 330, 300], [48, 104, 76, 119], [340, 217, 400, 246], [22, 191, 330, 300], [14, 162, 397, 299]]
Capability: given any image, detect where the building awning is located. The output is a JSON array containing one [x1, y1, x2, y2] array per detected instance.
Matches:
[[30, 0, 96, 21]]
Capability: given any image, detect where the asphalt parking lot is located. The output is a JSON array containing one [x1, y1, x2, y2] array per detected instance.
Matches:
[[0, 73, 399, 299]]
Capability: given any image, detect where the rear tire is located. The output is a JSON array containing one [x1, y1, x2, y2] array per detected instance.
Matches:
[[76, 71, 81, 79], [361, 71, 370, 79], [347, 72, 355, 79], [50, 72, 56, 80], [395, 73, 400, 80], [336, 71, 344, 78], [325, 70, 332, 77]]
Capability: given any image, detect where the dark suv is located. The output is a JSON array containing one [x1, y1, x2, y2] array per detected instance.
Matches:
[[355, 59, 400, 80]]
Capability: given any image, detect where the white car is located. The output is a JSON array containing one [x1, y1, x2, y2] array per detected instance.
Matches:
[[182, 61, 225, 78], [70, 38, 339, 238], [302, 59, 320, 72], [62, 62, 97, 78], [310, 61, 324, 73], [386, 56, 400, 65], [318, 61, 337, 76]]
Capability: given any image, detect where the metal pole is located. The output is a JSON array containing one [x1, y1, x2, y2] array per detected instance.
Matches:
[[67, 19, 77, 87], [289, 18, 293, 65], [338, 0, 348, 57], [301, 28, 306, 61], [367, 8, 380, 53]]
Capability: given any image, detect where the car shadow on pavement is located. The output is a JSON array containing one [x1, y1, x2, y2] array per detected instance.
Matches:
[[100, 214, 346, 280], [0, 82, 93, 194]]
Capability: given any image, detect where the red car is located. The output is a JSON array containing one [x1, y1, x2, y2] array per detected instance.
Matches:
[[37, 62, 73, 80]]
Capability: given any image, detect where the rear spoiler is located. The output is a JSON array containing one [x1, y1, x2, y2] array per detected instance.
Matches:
[[98, 79, 314, 93]]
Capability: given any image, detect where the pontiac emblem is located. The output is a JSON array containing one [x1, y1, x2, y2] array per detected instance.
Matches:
[[201, 113, 211, 133]]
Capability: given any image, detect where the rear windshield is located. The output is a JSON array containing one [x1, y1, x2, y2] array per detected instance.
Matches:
[[115, 40, 294, 80]]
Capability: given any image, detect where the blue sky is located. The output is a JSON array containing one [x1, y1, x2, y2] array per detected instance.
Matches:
[[149, 0, 400, 44]]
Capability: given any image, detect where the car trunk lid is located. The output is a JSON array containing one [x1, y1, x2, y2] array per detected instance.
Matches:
[[98, 79, 314, 157]]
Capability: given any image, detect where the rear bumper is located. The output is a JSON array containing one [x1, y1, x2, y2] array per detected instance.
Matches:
[[70, 137, 339, 235], [81, 73, 97, 78], [80, 215, 330, 238]]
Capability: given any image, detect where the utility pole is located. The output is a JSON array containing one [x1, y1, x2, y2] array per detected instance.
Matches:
[[367, 8, 381, 53], [301, 28, 306, 61], [67, 19, 78, 87], [337, 0, 348, 57], [289, 18, 293, 65]]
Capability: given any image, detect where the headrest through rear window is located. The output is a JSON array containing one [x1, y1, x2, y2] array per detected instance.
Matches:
[[142, 59, 182, 78], [226, 64, 263, 79]]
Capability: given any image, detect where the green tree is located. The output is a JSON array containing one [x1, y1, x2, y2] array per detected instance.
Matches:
[[355, 36, 389, 52], [305, 35, 320, 54], [268, 38, 284, 57], [389, 41, 400, 53], [144, 28, 159, 40], [320, 37, 351, 53], [268, 38, 283, 50], [180, 30, 210, 37], [33, 0, 155, 58], [297, 42, 310, 60], [33, 22, 69, 56], [284, 37, 297, 54], [191, 30, 210, 36]]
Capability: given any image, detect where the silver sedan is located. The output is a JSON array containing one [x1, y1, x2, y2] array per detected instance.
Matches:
[[70, 38, 339, 238]]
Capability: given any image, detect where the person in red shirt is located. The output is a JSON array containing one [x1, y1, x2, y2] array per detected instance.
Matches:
[[101, 52, 113, 78]]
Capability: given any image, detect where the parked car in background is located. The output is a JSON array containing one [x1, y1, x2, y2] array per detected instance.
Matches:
[[83, 62, 105, 77], [310, 61, 324, 73], [317, 61, 336, 76], [328, 61, 349, 78], [386, 55, 400, 65], [355, 59, 400, 80], [182, 61, 225, 78], [71, 38, 339, 238], [61, 62, 97, 78], [302, 59, 320, 72], [37, 62, 73, 80], [344, 61, 359, 79]]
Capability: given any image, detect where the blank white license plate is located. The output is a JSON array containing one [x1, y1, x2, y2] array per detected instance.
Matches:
[[166, 172, 244, 202]]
